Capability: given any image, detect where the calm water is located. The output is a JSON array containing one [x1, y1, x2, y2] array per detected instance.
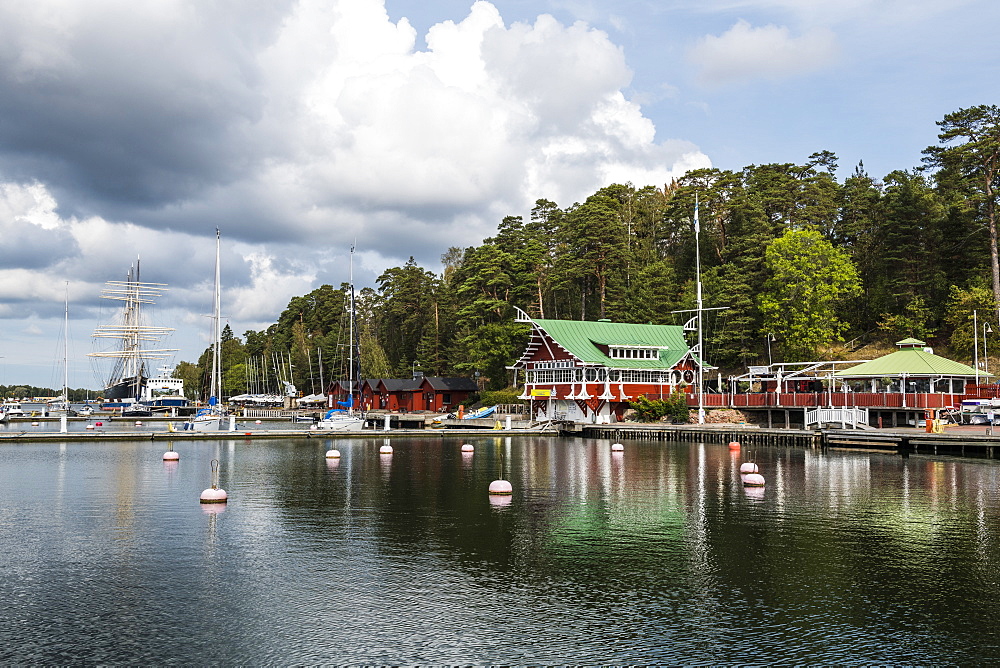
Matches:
[[3, 435, 1000, 664]]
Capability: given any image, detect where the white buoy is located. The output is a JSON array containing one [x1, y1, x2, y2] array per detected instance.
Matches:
[[461, 443, 474, 453], [611, 443, 624, 452], [379, 444, 393, 454], [489, 479, 513, 495], [31, 421, 39, 427], [135, 421, 142, 426], [86, 424, 95, 430], [742, 472, 765, 487], [326, 449, 341, 459], [200, 459, 228, 503], [739, 462, 758, 474], [255, 419, 262, 425]]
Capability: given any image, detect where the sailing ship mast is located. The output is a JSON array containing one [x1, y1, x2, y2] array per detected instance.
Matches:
[[89, 260, 176, 401]]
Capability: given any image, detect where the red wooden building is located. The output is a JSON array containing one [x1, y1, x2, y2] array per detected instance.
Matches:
[[509, 309, 705, 424]]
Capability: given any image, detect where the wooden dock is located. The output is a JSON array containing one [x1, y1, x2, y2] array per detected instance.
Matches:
[[581, 422, 1000, 459], [5, 417, 1000, 459], [582, 423, 817, 448]]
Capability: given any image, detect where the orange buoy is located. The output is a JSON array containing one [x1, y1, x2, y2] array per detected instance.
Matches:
[[728, 441, 741, 450]]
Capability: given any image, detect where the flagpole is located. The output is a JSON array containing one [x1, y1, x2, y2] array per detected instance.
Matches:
[[695, 194, 705, 424]]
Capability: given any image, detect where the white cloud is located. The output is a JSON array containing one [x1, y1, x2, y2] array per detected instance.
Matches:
[[0, 0, 713, 384], [689, 19, 838, 85]]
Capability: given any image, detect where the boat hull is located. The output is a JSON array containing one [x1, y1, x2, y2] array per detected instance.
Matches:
[[183, 416, 225, 431], [102, 376, 146, 400], [316, 416, 366, 431]]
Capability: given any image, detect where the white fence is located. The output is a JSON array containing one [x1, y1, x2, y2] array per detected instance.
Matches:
[[804, 407, 870, 429]]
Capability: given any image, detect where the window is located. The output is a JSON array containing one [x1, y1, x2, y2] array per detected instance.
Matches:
[[532, 360, 573, 369], [608, 347, 660, 360]]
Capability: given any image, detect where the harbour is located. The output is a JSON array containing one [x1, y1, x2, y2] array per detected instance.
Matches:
[[9, 413, 1000, 462], [5, 432, 1000, 663]]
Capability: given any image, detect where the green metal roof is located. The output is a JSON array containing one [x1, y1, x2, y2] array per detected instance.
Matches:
[[532, 318, 693, 369], [895, 337, 926, 347], [834, 347, 984, 378]]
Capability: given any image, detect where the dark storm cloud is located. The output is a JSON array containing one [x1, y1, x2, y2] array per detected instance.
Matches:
[[0, 2, 292, 221]]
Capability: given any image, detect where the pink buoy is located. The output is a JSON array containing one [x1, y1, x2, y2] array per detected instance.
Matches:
[[489, 479, 513, 495], [728, 441, 741, 450], [379, 445, 393, 454], [742, 472, 765, 487], [200, 459, 227, 503], [95, 421, 103, 426], [163, 450, 179, 461], [611, 443, 624, 452], [739, 462, 758, 474], [255, 420, 262, 425], [461, 444, 474, 453], [200, 487, 228, 503], [326, 449, 341, 459]]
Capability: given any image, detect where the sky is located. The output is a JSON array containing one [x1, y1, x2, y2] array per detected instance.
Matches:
[[0, 0, 997, 390]]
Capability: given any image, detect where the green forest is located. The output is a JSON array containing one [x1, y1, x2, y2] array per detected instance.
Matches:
[[176, 104, 1000, 400]]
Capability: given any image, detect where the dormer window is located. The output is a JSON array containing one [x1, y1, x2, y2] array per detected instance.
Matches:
[[608, 346, 661, 360]]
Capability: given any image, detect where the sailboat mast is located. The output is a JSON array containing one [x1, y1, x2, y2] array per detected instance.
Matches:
[[210, 229, 222, 403], [348, 244, 355, 413], [64, 281, 69, 404]]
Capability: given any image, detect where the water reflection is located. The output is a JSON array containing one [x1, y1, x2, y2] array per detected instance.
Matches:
[[4, 436, 1000, 664]]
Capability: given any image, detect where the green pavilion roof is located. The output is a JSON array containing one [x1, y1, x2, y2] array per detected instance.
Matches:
[[834, 346, 984, 378], [531, 318, 695, 369]]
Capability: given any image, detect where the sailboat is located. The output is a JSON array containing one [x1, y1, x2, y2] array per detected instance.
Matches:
[[316, 246, 365, 431], [90, 261, 177, 412], [184, 230, 227, 431], [48, 282, 74, 416]]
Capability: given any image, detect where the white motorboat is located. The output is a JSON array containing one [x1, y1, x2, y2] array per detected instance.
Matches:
[[315, 409, 366, 431]]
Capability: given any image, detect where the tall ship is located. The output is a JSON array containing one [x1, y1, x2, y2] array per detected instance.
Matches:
[[89, 263, 178, 402]]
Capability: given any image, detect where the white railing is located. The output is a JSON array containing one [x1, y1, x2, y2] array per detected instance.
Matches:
[[241, 408, 304, 419], [804, 407, 870, 428]]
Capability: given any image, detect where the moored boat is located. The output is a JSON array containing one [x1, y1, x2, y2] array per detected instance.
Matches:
[[183, 230, 226, 432], [89, 261, 177, 406]]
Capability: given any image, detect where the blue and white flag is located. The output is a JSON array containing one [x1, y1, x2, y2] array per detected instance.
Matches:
[[694, 194, 700, 235]]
